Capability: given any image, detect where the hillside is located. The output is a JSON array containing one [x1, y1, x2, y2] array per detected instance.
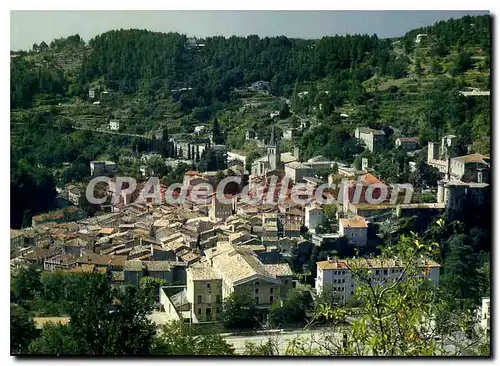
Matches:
[[10, 14, 491, 227]]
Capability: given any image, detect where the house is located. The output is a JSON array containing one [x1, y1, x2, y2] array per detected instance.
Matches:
[[354, 127, 386, 152], [270, 111, 280, 119], [315, 257, 440, 304], [109, 120, 120, 131], [144, 261, 172, 282], [339, 216, 368, 247], [197, 243, 294, 314], [43, 254, 77, 271], [395, 137, 419, 151], [245, 128, 257, 140], [283, 129, 294, 141], [90, 161, 117, 176], [415, 34, 428, 44], [305, 205, 323, 232], [284, 161, 315, 183], [479, 297, 490, 336], [67, 185, 82, 206], [248, 80, 269, 92], [124, 260, 144, 286], [449, 153, 490, 183], [89, 89, 95, 99], [194, 125, 206, 135], [186, 266, 223, 322]]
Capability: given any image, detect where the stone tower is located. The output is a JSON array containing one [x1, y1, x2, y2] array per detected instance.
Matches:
[[267, 125, 280, 170]]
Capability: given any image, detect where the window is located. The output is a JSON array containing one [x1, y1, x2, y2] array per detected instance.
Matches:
[[216, 295, 221, 303], [270, 296, 274, 303], [255, 297, 259, 305], [351, 291, 354, 295], [255, 288, 259, 294], [342, 279, 345, 283], [255, 281, 260, 285], [383, 270, 388, 275], [216, 307, 221, 313], [197, 308, 201, 315], [207, 283, 211, 289], [197, 295, 202, 303], [270, 288, 274, 294], [206, 308, 212, 317], [375, 270, 380, 275], [284, 280, 288, 285]]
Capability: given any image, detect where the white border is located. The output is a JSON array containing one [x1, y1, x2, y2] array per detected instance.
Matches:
[[3, 3, 498, 366]]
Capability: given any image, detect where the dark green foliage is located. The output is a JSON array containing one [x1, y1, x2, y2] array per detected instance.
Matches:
[[222, 291, 260, 330], [152, 321, 235, 355], [12, 266, 43, 303], [268, 289, 312, 327], [11, 304, 38, 354]]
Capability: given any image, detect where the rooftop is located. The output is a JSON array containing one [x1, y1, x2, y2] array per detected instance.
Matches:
[[318, 257, 440, 270], [340, 216, 368, 229], [188, 265, 221, 281], [452, 153, 490, 164], [264, 263, 293, 277]]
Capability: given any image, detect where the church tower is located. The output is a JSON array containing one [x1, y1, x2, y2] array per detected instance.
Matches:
[[267, 125, 280, 170]]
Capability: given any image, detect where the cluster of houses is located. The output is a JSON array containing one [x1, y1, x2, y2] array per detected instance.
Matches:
[[12, 113, 491, 329]]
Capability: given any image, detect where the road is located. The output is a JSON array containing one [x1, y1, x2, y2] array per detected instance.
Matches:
[[223, 327, 338, 355], [72, 125, 156, 139]]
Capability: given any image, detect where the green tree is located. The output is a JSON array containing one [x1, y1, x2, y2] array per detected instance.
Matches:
[[139, 276, 166, 304], [222, 291, 259, 330], [11, 304, 37, 354], [285, 232, 489, 356], [152, 321, 235, 355], [12, 266, 42, 303], [28, 324, 79, 355], [269, 288, 312, 328]]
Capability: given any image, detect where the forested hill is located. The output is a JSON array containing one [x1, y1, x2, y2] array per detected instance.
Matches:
[[76, 31, 400, 104], [11, 14, 490, 109], [401, 14, 491, 52]]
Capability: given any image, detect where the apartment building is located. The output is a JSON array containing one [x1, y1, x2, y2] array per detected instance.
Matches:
[[315, 257, 440, 304]]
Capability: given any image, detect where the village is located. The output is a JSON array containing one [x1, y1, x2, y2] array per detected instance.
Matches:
[[10, 110, 491, 335]]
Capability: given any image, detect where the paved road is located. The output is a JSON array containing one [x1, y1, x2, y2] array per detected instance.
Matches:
[[224, 328, 338, 355]]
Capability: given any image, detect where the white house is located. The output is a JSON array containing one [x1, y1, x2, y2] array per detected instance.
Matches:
[[339, 216, 368, 247], [90, 161, 117, 176], [109, 120, 120, 131], [283, 129, 294, 141], [479, 297, 490, 336], [315, 257, 440, 303], [89, 89, 95, 99], [194, 125, 206, 135], [415, 34, 428, 44], [305, 205, 323, 232]]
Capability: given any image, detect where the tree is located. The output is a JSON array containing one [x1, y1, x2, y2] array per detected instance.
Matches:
[[222, 291, 259, 330], [284, 232, 490, 356], [212, 118, 225, 145], [139, 276, 166, 304], [440, 234, 481, 310], [152, 321, 235, 355], [269, 288, 312, 328], [11, 304, 37, 354], [28, 324, 79, 355], [12, 266, 42, 303]]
